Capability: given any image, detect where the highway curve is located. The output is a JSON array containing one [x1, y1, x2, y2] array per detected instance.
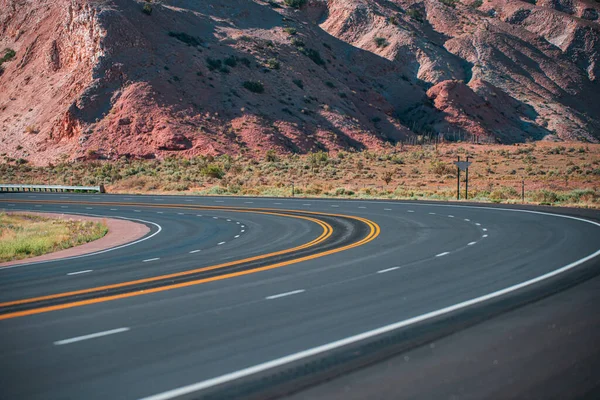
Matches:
[[0, 193, 599, 400]]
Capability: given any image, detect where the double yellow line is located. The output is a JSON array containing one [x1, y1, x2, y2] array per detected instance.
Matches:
[[0, 201, 380, 320]]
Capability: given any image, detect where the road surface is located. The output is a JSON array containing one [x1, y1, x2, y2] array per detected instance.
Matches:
[[0, 193, 598, 399]]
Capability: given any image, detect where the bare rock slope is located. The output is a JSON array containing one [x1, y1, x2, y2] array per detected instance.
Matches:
[[0, 0, 598, 164]]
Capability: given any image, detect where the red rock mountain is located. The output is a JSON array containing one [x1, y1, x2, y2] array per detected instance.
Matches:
[[0, 0, 599, 164]]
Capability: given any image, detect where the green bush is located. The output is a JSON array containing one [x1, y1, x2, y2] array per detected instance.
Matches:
[[265, 149, 279, 162], [223, 56, 238, 67], [142, 3, 152, 15], [406, 9, 424, 22], [0, 48, 16, 66], [374, 37, 389, 48], [266, 58, 280, 69], [201, 165, 225, 179], [301, 48, 325, 66], [284, 27, 297, 35], [243, 80, 265, 93], [168, 32, 203, 47]]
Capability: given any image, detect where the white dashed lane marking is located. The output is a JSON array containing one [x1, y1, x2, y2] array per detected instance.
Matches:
[[189, 250, 201, 254], [377, 267, 400, 274], [67, 270, 93, 276], [266, 290, 305, 300], [436, 252, 450, 257], [143, 258, 160, 262], [54, 328, 129, 346]]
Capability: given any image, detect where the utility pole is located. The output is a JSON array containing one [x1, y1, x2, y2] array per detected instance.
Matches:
[[465, 156, 470, 200], [456, 156, 461, 200]]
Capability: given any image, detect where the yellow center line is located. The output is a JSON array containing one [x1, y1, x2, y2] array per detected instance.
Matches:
[[0, 200, 380, 320]]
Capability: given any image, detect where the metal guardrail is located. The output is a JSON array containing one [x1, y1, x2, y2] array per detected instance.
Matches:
[[0, 184, 105, 193]]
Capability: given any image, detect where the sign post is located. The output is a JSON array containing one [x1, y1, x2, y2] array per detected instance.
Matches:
[[454, 157, 472, 201]]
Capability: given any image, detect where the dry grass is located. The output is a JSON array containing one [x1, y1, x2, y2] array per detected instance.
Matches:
[[2, 142, 599, 207], [0, 213, 108, 262]]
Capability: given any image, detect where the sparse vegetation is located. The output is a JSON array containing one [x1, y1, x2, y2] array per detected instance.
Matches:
[[168, 31, 203, 47], [266, 58, 280, 69], [471, 0, 483, 8], [292, 79, 304, 89], [284, 0, 306, 8], [142, 2, 152, 15], [3, 143, 599, 208], [374, 37, 389, 48], [243, 80, 265, 93], [25, 125, 38, 134], [283, 27, 297, 35], [439, 0, 458, 8], [406, 9, 424, 22], [0, 213, 108, 262]]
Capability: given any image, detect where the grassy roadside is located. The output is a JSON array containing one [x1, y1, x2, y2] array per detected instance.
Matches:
[[2, 142, 599, 208], [0, 213, 108, 262]]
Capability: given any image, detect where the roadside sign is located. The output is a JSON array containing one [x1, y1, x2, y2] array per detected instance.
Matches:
[[454, 161, 472, 171]]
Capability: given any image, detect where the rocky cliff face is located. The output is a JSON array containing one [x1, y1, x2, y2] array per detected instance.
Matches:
[[0, 0, 598, 164]]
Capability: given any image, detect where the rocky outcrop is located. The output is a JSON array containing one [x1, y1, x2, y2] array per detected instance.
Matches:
[[0, 0, 598, 165]]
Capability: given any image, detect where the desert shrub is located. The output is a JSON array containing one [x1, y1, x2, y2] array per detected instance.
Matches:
[[374, 37, 389, 48], [325, 81, 336, 88], [266, 58, 280, 69], [300, 48, 325, 66], [529, 189, 559, 204], [201, 165, 225, 179], [429, 160, 454, 176], [223, 56, 238, 67], [284, 0, 306, 8], [0, 48, 16, 65], [406, 9, 424, 22], [284, 27, 297, 35], [489, 186, 518, 201], [142, 3, 152, 15], [292, 79, 304, 89], [471, 0, 483, 7], [243, 80, 265, 93], [168, 32, 203, 46], [439, 0, 458, 7], [265, 149, 279, 162]]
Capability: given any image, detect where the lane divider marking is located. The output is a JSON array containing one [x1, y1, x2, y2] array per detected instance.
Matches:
[[436, 252, 450, 257], [483, 234, 489, 238], [143, 258, 160, 262], [54, 327, 129, 346], [189, 250, 201, 254], [377, 267, 400, 274], [67, 270, 93, 276], [0, 201, 379, 320], [266, 290, 305, 300], [217, 242, 226, 246], [467, 242, 477, 246]]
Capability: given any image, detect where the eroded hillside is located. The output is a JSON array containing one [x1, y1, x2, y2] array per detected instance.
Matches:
[[0, 0, 598, 164]]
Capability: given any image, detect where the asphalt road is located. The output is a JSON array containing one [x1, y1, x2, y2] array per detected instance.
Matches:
[[0, 193, 599, 400]]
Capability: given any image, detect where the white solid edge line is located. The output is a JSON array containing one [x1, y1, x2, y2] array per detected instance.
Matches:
[[0, 213, 163, 270], [67, 270, 93, 276], [54, 327, 130, 345], [377, 267, 400, 274], [265, 289, 305, 300], [436, 252, 450, 257], [138, 207, 600, 400]]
